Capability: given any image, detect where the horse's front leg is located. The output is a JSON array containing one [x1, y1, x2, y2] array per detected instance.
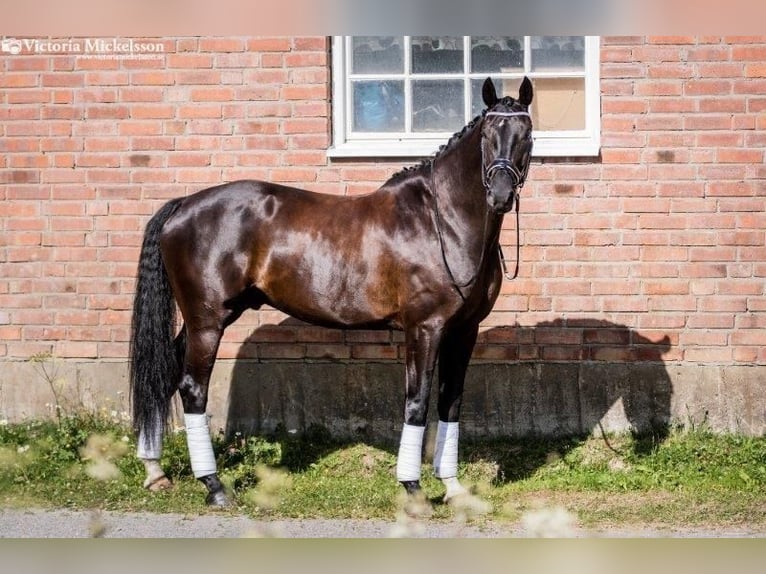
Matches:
[[434, 324, 479, 501], [397, 322, 444, 494]]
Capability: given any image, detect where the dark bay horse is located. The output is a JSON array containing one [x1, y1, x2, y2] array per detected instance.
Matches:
[[130, 77, 534, 506]]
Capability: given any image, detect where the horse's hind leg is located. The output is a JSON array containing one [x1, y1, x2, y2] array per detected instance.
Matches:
[[138, 328, 185, 491], [434, 324, 479, 502], [177, 323, 229, 507]]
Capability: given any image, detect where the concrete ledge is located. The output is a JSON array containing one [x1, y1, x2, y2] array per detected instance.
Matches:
[[1, 358, 764, 438]]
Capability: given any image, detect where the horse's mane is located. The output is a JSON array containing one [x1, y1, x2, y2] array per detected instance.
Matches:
[[388, 96, 520, 182], [388, 110, 487, 182]]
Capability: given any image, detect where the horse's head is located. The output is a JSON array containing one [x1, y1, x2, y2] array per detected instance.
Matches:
[[480, 77, 534, 214]]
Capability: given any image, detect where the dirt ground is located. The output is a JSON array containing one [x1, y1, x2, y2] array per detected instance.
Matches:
[[1, 507, 763, 538]]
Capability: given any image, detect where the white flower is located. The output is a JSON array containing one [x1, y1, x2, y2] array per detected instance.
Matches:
[[0, 419, 8, 427], [17, 445, 30, 454]]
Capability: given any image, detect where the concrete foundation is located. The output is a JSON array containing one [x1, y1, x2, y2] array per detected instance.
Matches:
[[1, 358, 763, 439]]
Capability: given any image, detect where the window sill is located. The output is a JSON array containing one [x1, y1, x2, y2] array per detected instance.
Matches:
[[327, 138, 601, 159]]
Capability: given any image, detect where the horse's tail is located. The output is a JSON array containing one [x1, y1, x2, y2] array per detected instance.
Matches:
[[129, 197, 185, 445]]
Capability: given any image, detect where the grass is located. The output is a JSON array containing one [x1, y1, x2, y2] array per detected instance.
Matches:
[[1, 412, 765, 532]]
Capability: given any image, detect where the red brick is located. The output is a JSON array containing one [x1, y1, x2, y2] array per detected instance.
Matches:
[[285, 52, 326, 67], [130, 71, 173, 85], [684, 347, 732, 363], [127, 105, 175, 119], [717, 148, 763, 163], [281, 85, 328, 101], [282, 118, 328, 134], [167, 153, 212, 168], [0, 73, 40, 88], [699, 297, 748, 312], [190, 88, 235, 102], [635, 81, 682, 96], [732, 45, 766, 60], [647, 36, 696, 44], [167, 54, 213, 68], [687, 314, 734, 329], [247, 38, 291, 52], [293, 38, 328, 51], [699, 98, 747, 113], [686, 45, 731, 61]]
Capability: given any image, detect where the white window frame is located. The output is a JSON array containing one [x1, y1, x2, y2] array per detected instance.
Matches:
[[328, 35, 601, 158]]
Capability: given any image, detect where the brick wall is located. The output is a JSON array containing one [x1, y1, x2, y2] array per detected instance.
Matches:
[[1, 35, 764, 370]]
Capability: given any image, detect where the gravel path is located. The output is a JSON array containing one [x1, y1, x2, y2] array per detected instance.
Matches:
[[1, 507, 763, 538]]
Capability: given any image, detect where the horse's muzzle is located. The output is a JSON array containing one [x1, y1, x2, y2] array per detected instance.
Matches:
[[484, 158, 525, 214], [485, 169, 519, 213], [487, 188, 518, 214]]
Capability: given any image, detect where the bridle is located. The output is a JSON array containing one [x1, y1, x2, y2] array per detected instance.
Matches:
[[483, 110, 532, 281], [482, 110, 532, 194], [431, 108, 533, 300]]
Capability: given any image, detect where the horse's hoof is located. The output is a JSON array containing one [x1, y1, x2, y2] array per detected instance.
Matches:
[[146, 476, 174, 492], [400, 480, 421, 495], [441, 476, 468, 503], [205, 490, 231, 508]]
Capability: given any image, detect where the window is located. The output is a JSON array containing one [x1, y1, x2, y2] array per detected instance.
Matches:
[[329, 36, 600, 158]]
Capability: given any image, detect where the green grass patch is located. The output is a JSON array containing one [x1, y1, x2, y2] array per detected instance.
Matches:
[[1, 413, 764, 530]]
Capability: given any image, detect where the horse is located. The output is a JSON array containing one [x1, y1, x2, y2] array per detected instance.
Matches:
[[129, 76, 534, 507]]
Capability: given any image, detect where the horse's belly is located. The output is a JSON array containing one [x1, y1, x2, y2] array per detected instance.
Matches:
[[257, 262, 399, 329]]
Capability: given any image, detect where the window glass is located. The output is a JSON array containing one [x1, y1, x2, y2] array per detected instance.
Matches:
[[351, 36, 403, 74], [530, 36, 585, 72], [411, 36, 464, 74], [352, 80, 404, 132], [412, 80, 464, 132], [470, 36, 524, 73]]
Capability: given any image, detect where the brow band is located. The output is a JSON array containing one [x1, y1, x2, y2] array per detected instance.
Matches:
[[486, 111, 531, 118]]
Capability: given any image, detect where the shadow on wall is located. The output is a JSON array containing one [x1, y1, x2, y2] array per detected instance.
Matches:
[[225, 318, 673, 455]]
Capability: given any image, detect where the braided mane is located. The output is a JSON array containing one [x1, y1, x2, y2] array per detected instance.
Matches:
[[389, 96, 518, 181]]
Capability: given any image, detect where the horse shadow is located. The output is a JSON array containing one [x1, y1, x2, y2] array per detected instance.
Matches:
[[224, 318, 673, 482]]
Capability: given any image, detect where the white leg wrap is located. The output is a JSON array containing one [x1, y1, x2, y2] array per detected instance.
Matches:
[[184, 413, 217, 478], [433, 420, 459, 478], [137, 424, 163, 460], [396, 424, 425, 482]]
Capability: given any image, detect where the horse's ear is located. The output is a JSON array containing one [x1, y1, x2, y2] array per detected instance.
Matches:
[[518, 76, 533, 107], [482, 77, 499, 108]]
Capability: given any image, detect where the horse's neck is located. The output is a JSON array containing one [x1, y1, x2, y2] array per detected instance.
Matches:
[[430, 125, 502, 287]]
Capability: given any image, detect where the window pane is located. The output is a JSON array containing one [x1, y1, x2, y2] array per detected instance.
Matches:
[[471, 77, 523, 117], [352, 80, 404, 132], [351, 36, 403, 74], [531, 36, 585, 72], [470, 36, 524, 73], [412, 80, 464, 132], [411, 36, 464, 74], [530, 77, 586, 131]]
